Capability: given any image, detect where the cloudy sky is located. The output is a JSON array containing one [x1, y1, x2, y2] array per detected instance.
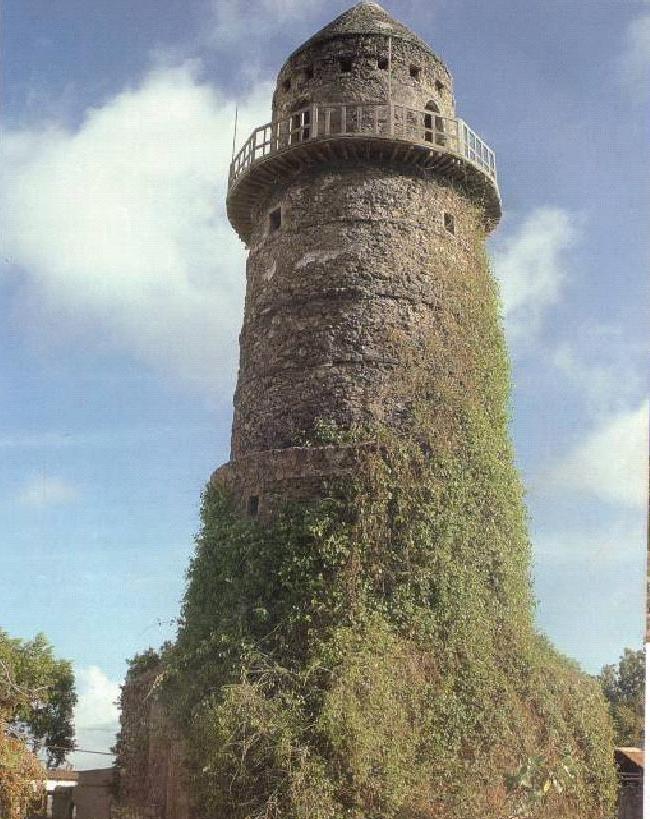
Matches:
[[2, 0, 648, 768]]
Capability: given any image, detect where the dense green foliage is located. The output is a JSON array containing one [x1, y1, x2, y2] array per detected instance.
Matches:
[[0, 629, 76, 765], [598, 647, 645, 746], [0, 629, 76, 818], [163, 455, 615, 817], [157, 239, 616, 818]]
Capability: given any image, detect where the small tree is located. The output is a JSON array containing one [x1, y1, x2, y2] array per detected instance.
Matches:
[[598, 647, 645, 746], [0, 629, 76, 819]]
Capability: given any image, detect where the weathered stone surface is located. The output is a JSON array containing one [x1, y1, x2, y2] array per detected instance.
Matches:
[[116, 666, 190, 819], [217, 2, 499, 513], [212, 443, 374, 517], [274, 4, 454, 119], [230, 164, 489, 460]]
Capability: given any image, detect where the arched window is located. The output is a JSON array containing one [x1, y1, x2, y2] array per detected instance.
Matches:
[[424, 100, 445, 146]]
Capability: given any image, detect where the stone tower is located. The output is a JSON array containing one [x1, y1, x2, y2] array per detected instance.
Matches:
[[216, 0, 501, 517], [125, 8, 617, 818]]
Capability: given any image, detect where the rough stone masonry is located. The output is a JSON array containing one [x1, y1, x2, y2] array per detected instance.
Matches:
[[214, 0, 501, 519]]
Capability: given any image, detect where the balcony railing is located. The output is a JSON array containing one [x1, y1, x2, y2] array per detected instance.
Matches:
[[228, 102, 497, 192]]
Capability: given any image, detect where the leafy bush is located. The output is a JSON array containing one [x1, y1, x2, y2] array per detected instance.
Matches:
[[598, 647, 645, 746]]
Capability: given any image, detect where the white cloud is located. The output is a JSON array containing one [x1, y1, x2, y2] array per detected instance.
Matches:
[[620, 6, 650, 96], [1, 63, 272, 397], [17, 475, 79, 506], [69, 666, 120, 771], [546, 401, 649, 508], [492, 207, 577, 343], [551, 341, 646, 418]]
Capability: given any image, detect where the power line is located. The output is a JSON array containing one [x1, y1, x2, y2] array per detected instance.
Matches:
[[66, 748, 114, 756], [46, 744, 114, 756], [4, 728, 114, 757]]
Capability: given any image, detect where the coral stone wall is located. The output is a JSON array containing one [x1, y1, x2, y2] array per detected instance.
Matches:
[[273, 33, 455, 119], [212, 443, 374, 518], [230, 163, 488, 458], [116, 666, 190, 819]]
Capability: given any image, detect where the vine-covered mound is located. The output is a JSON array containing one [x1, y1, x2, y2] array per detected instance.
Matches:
[[164, 434, 615, 817], [163, 246, 615, 817]]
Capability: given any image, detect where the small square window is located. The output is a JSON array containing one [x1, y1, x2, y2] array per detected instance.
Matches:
[[305, 64, 314, 80], [378, 56, 389, 70], [410, 65, 422, 81], [444, 213, 455, 234], [340, 58, 353, 73], [282, 77, 291, 92], [269, 207, 282, 232], [248, 495, 259, 516]]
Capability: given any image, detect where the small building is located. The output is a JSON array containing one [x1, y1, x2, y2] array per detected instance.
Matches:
[[33, 768, 114, 819], [615, 747, 643, 819], [40, 770, 78, 819]]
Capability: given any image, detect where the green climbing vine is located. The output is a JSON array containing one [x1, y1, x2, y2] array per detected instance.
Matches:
[[153, 223, 616, 818]]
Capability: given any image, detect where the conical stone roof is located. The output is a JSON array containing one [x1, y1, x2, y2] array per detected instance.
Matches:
[[286, 2, 440, 63]]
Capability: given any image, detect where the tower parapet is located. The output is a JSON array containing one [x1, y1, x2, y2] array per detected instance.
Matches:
[[227, 4, 499, 243]]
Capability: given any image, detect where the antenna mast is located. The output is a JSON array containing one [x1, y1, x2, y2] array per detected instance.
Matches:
[[231, 105, 239, 161]]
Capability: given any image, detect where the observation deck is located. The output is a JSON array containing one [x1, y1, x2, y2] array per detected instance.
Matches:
[[227, 101, 500, 241]]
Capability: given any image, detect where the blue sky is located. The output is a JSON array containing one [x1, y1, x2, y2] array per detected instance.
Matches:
[[2, 0, 648, 767]]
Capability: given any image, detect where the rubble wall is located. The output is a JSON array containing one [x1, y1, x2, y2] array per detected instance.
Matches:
[[115, 665, 190, 819], [231, 164, 488, 458]]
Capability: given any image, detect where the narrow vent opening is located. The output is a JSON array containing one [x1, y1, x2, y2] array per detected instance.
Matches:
[[269, 207, 282, 232]]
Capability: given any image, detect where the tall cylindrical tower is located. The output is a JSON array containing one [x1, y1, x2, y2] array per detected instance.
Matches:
[[173, 8, 617, 818], [216, 1, 501, 516]]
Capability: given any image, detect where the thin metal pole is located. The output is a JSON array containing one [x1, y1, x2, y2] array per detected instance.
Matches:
[[387, 35, 392, 103], [388, 35, 393, 136], [231, 105, 239, 160]]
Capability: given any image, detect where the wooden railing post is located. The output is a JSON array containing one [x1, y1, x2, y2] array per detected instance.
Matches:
[[312, 104, 318, 138], [389, 102, 394, 136]]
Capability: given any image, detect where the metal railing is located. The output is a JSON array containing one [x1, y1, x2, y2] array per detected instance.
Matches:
[[228, 102, 497, 190]]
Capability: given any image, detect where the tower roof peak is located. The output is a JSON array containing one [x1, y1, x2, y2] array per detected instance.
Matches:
[[285, 2, 440, 64]]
